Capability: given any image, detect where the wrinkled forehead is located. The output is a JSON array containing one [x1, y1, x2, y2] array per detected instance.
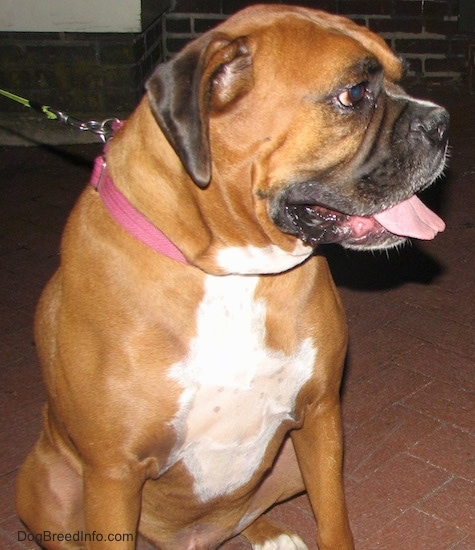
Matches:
[[217, 7, 403, 89]]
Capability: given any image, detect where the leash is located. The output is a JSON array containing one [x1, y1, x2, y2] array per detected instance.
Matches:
[[1, 88, 188, 263], [0, 88, 120, 142]]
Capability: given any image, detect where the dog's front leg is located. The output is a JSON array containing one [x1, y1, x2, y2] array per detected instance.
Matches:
[[291, 398, 354, 550], [83, 466, 143, 549]]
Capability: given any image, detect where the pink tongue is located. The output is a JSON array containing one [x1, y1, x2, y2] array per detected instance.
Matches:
[[374, 196, 445, 240]]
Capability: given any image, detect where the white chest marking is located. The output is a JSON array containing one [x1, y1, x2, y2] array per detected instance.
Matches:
[[167, 275, 316, 502], [216, 243, 312, 274]]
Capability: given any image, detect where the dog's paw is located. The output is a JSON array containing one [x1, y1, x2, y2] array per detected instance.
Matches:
[[253, 533, 308, 550], [242, 516, 308, 550]]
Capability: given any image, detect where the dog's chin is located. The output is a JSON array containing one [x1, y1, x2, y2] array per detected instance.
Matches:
[[284, 203, 406, 251]]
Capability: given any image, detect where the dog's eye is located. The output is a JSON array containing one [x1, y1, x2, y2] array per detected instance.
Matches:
[[337, 83, 367, 107]]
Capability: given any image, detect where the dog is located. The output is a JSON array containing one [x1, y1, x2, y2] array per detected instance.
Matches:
[[16, 4, 448, 549]]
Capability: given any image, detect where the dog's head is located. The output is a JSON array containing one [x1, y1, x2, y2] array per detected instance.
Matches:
[[145, 5, 448, 273]]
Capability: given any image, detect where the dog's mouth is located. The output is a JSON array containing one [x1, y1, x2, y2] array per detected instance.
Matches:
[[282, 195, 445, 250]]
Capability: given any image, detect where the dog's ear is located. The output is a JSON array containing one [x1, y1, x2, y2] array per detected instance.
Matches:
[[146, 35, 252, 188]]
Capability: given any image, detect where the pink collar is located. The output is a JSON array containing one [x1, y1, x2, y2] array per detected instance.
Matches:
[[89, 156, 188, 264]]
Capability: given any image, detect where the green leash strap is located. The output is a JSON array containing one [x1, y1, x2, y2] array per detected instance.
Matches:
[[0, 88, 120, 142], [0, 88, 58, 120]]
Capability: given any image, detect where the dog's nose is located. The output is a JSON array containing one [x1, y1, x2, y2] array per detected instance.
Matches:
[[410, 107, 449, 144]]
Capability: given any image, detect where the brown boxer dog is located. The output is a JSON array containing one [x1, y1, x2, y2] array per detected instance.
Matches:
[[16, 4, 448, 550]]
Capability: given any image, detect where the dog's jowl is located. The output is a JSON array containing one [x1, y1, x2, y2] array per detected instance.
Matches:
[[16, 5, 448, 550]]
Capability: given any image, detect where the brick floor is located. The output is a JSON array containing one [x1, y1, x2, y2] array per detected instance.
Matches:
[[0, 87, 473, 549]]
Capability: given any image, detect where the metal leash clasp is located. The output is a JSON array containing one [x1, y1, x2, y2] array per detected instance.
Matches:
[[51, 110, 121, 142], [0, 89, 122, 143]]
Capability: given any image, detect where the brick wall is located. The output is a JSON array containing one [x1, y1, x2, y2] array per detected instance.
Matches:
[[0, 1, 473, 118], [0, 3, 170, 116], [165, 0, 475, 85]]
